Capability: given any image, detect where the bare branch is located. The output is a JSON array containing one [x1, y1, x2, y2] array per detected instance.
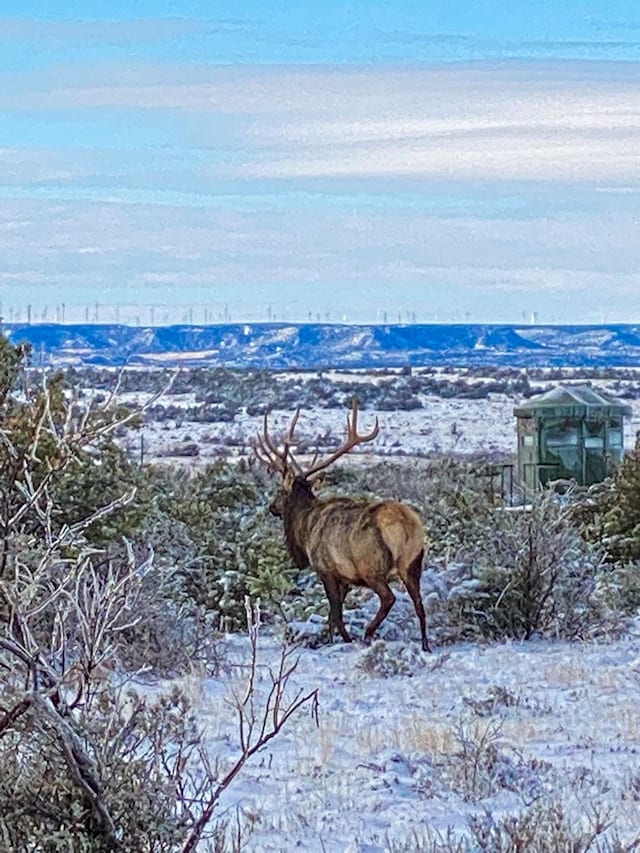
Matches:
[[180, 601, 319, 853], [31, 692, 122, 849]]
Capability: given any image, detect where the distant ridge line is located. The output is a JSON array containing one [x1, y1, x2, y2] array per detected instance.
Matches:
[[4, 322, 640, 369]]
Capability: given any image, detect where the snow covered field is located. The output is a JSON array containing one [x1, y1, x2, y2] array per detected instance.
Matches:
[[182, 622, 640, 851], [120, 387, 640, 465], [109, 370, 640, 850], [134, 396, 522, 462]]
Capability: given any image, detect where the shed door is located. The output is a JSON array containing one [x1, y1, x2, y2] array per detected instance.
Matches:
[[540, 417, 580, 483], [584, 419, 606, 485]]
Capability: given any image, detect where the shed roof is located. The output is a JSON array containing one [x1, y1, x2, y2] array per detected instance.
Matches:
[[514, 384, 632, 418]]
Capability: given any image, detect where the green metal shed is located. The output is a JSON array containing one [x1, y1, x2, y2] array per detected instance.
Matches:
[[514, 385, 632, 491]]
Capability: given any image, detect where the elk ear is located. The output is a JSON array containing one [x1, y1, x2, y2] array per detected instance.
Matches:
[[283, 469, 296, 491], [310, 474, 325, 492]]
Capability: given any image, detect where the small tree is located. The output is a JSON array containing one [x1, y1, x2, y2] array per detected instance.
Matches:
[[156, 461, 295, 628], [445, 490, 606, 641], [590, 434, 640, 563]]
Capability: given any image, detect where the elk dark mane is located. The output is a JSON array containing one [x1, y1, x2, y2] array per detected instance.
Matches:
[[282, 478, 314, 569]]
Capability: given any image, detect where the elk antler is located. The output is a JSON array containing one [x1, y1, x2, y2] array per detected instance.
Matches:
[[300, 398, 379, 479], [254, 399, 379, 480], [254, 408, 304, 476]]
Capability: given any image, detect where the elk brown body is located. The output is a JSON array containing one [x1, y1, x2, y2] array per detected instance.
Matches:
[[256, 403, 430, 651]]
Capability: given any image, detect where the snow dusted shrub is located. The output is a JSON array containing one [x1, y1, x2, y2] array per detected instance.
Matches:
[[152, 460, 299, 630], [416, 457, 498, 560], [0, 343, 187, 847], [468, 799, 633, 853], [387, 801, 633, 853], [1, 588, 316, 850], [0, 339, 317, 850], [575, 438, 640, 614], [444, 490, 608, 641], [447, 717, 513, 803], [356, 639, 433, 678], [0, 679, 204, 850], [596, 560, 640, 616], [580, 434, 640, 564]]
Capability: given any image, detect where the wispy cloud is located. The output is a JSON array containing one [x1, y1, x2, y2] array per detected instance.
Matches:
[[0, 17, 217, 42], [2, 62, 639, 185], [2, 6, 640, 324], [2, 184, 639, 324]]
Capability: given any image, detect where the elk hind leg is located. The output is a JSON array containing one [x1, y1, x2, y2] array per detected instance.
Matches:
[[402, 549, 431, 652], [363, 580, 395, 645], [322, 575, 352, 643]]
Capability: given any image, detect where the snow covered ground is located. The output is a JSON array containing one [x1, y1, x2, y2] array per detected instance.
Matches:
[[142, 396, 520, 460], [180, 620, 640, 851], [110, 370, 640, 850], [121, 391, 640, 465]]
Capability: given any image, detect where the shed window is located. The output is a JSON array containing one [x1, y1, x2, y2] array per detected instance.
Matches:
[[540, 417, 581, 482], [544, 424, 579, 447], [608, 429, 622, 447]]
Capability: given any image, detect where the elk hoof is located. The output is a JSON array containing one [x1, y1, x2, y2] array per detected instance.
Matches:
[[422, 639, 432, 653]]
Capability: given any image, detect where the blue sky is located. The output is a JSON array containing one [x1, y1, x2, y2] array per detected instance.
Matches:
[[1, 3, 640, 324]]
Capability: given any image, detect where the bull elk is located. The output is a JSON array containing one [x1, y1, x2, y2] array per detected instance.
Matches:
[[255, 401, 430, 651]]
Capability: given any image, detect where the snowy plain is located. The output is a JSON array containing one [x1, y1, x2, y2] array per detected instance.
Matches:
[[115, 370, 640, 466], [108, 369, 640, 852], [179, 620, 640, 851]]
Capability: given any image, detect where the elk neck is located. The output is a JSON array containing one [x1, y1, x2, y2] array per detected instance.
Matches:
[[285, 476, 317, 511], [282, 476, 317, 569]]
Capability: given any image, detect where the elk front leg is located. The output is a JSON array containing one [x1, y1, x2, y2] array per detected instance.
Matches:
[[363, 580, 395, 644], [321, 575, 352, 643]]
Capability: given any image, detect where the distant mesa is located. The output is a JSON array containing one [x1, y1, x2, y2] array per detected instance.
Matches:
[[4, 322, 640, 369]]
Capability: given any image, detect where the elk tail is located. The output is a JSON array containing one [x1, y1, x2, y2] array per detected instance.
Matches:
[[373, 503, 425, 570]]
